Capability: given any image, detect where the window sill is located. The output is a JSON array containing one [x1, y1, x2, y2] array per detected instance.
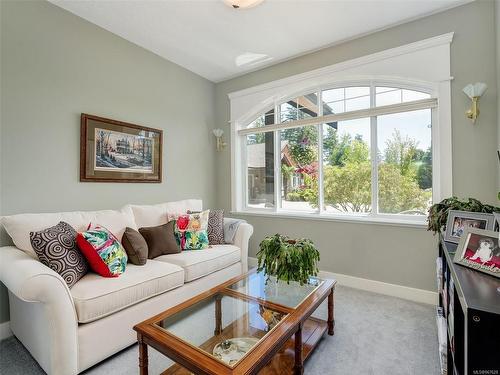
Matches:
[[231, 209, 428, 229]]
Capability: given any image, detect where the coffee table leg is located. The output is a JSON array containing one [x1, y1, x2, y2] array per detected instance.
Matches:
[[328, 287, 335, 335], [138, 334, 148, 375], [294, 323, 304, 375], [214, 294, 222, 335]]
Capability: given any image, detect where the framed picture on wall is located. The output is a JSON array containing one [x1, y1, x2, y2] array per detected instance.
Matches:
[[80, 113, 162, 182], [443, 210, 495, 244], [453, 228, 500, 278]]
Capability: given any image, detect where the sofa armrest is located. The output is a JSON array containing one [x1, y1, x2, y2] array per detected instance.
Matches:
[[227, 221, 253, 272], [0, 246, 79, 374]]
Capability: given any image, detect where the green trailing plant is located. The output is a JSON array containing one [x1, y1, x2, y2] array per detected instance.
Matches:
[[427, 197, 500, 234], [286, 191, 302, 201], [256, 234, 320, 285]]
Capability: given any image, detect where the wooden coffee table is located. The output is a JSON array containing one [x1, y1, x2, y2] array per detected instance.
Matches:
[[134, 268, 336, 375]]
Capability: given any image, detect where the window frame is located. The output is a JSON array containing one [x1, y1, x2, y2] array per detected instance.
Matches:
[[229, 34, 454, 227], [236, 80, 440, 226]]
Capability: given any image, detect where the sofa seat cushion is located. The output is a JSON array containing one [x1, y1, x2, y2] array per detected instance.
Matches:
[[154, 245, 240, 282], [71, 261, 184, 323]]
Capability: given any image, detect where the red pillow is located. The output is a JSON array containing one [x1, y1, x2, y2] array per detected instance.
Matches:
[[76, 224, 128, 278]]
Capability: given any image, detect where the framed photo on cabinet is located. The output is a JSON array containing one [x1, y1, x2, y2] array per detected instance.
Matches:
[[444, 210, 495, 244], [454, 227, 500, 278], [80, 113, 162, 182]]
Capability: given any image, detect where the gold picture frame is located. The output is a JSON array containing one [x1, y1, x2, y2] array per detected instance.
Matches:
[[80, 113, 162, 182]]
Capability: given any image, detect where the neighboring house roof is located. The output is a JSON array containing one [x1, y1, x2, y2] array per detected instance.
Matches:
[[281, 144, 296, 168]]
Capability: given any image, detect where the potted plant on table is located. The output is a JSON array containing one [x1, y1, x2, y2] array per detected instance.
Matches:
[[256, 234, 320, 285]]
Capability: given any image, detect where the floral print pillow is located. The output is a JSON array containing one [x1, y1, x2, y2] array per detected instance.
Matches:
[[174, 210, 210, 250], [77, 224, 127, 277]]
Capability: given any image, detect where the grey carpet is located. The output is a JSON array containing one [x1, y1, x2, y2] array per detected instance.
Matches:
[[0, 286, 439, 374]]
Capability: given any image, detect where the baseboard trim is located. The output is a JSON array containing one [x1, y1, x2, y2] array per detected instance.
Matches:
[[0, 321, 12, 340], [248, 257, 437, 305]]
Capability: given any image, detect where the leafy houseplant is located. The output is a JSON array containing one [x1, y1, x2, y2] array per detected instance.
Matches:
[[256, 234, 320, 285], [427, 197, 500, 234]]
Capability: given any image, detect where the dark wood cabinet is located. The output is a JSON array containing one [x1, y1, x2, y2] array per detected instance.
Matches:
[[437, 237, 500, 375]]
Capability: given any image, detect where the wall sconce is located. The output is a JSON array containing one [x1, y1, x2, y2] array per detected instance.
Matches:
[[212, 128, 227, 151], [463, 82, 487, 124]]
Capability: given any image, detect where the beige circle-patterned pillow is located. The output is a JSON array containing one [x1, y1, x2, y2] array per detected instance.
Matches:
[[30, 221, 89, 287]]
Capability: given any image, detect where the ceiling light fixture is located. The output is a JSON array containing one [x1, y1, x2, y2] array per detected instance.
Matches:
[[235, 52, 273, 67], [224, 0, 264, 9]]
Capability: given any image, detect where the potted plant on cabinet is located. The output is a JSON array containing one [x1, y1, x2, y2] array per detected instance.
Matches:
[[256, 234, 320, 285], [427, 197, 499, 234]]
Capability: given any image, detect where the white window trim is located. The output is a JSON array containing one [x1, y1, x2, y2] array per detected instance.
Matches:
[[231, 210, 431, 229], [237, 98, 437, 136], [228, 33, 454, 226]]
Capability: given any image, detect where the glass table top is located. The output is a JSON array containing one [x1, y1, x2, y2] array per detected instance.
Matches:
[[153, 271, 327, 368], [228, 271, 324, 308], [155, 292, 287, 367]]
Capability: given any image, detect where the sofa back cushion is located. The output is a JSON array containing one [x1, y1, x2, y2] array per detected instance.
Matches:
[[0, 200, 202, 259], [1, 206, 137, 259], [127, 199, 202, 228]]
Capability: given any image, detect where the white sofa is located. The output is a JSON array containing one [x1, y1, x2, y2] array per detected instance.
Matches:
[[0, 200, 253, 375]]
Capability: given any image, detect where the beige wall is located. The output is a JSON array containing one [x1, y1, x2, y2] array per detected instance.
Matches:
[[214, 0, 499, 292], [0, 0, 216, 322]]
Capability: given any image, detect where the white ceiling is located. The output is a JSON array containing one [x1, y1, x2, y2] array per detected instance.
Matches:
[[49, 0, 471, 82]]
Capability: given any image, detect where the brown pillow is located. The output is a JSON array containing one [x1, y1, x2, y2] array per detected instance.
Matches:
[[122, 227, 148, 265], [139, 221, 180, 259]]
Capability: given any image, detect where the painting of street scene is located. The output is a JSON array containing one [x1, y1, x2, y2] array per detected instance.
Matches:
[[94, 128, 154, 173]]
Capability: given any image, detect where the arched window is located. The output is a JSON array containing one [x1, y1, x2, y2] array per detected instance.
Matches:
[[228, 34, 454, 224], [237, 83, 436, 220]]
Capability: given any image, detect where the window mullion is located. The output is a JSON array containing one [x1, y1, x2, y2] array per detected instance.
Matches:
[[317, 89, 324, 214], [242, 134, 248, 210], [370, 116, 378, 216], [370, 83, 378, 217], [274, 131, 281, 212], [274, 104, 281, 212], [431, 107, 438, 203]]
